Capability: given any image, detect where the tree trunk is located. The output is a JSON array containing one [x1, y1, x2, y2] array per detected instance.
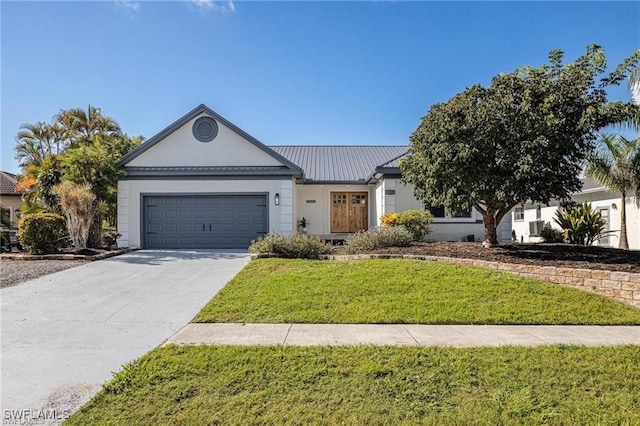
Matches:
[[474, 203, 514, 246], [619, 195, 629, 250], [482, 213, 499, 245], [88, 214, 103, 248]]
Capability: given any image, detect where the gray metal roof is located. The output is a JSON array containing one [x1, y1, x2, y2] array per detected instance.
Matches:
[[580, 176, 605, 193], [377, 153, 406, 169], [269, 146, 408, 183]]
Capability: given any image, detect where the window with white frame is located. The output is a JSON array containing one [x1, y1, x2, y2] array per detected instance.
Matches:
[[514, 207, 524, 222]]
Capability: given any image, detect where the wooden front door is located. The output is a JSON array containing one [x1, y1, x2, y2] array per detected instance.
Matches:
[[331, 192, 368, 233]]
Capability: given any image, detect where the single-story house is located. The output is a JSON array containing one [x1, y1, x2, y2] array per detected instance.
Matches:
[[511, 176, 640, 250], [117, 104, 511, 249], [0, 171, 23, 226]]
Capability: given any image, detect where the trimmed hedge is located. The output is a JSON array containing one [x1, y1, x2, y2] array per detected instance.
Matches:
[[249, 234, 333, 259], [16, 213, 68, 254]]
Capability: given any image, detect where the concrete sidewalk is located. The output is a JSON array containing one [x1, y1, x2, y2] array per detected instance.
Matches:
[[167, 324, 640, 347]]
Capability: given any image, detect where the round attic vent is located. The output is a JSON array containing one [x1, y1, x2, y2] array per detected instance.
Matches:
[[192, 117, 218, 142]]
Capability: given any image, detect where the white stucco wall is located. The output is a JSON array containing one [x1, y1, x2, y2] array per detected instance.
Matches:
[[126, 113, 283, 168], [374, 182, 383, 226], [381, 179, 396, 216], [118, 179, 294, 248], [394, 181, 424, 212], [511, 190, 640, 250], [498, 214, 513, 242]]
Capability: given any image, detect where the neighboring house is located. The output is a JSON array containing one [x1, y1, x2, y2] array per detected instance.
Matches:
[[0, 171, 23, 227], [511, 177, 640, 250], [117, 104, 510, 249]]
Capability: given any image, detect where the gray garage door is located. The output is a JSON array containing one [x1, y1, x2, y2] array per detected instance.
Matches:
[[144, 194, 267, 249]]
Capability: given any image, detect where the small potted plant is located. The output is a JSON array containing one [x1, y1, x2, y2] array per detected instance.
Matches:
[[298, 217, 308, 234]]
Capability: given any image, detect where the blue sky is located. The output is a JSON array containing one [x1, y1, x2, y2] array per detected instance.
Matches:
[[2, 1, 639, 175]]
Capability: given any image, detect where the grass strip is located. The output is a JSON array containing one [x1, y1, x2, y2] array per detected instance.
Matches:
[[194, 259, 640, 324], [67, 345, 640, 425]]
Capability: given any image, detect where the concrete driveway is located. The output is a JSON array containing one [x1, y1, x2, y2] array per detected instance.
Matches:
[[1, 250, 249, 422]]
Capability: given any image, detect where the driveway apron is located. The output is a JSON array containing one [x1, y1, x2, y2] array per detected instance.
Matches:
[[1, 249, 248, 421]]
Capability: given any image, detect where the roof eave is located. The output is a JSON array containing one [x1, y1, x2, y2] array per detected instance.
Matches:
[[366, 166, 403, 183], [123, 167, 302, 179], [300, 179, 371, 185], [574, 186, 607, 195]]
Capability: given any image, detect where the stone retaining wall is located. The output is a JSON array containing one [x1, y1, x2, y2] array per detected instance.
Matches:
[[251, 253, 640, 308]]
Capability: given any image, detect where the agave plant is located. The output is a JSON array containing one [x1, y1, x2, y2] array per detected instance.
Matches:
[[554, 202, 610, 246]]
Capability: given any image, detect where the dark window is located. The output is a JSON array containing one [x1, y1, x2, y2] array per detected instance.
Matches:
[[332, 194, 346, 204], [451, 209, 472, 218], [1, 208, 10, 225], [428, 205, 445, 218]]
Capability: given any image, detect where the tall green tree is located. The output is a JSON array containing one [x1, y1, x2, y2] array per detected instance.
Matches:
[[586, 134, 640, 249], [56, 105, 122, 147], [14, 105, 140, 247], [63, 134, 142, 225], [15, 122, 54, 168], [400, 45, 639, 244], [35, 155, 65, 214], [626, 67, 640, 130]]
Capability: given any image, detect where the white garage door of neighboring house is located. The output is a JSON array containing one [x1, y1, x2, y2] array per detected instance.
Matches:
[[143, 194, 268, 249]]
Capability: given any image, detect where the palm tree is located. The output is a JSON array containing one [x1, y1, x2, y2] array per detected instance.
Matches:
[[629, 68, 640, 130], [14, 122, 54, 168], [48, 122, 71, 155], [586, 134, 640, 249], [57, 105, 122, 147]]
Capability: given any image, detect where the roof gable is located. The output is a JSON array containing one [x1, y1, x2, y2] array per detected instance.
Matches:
[[119, 104, 302, 176]]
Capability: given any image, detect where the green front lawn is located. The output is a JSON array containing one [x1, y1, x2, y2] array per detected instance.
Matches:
[[194, 259, 640, 324], [67, 345, 640, 425]]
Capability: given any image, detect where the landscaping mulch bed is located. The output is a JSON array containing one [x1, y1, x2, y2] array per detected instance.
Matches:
[[0, 247, 136, 288], [363, 242, 640, 273], [0, 259, 88, 288]]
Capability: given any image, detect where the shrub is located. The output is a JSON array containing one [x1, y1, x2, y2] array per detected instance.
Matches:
[[540, 222, 563, 243], [380, 212, 399, 227], [249, 234, 333, 259], [343, 227, 413, 254], [103, 231, 121, 249], [554, 202, 609, 245], [16, 213, 67, 254], [0, 230, 9, 253], [396, 209, 433, 241]]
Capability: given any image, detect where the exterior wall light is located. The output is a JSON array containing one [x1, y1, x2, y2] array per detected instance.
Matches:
[[611, 203, 617, 210], [275, 193, 280, 206]]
